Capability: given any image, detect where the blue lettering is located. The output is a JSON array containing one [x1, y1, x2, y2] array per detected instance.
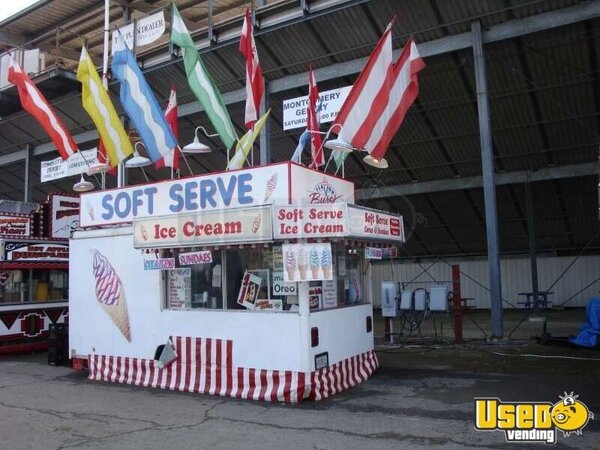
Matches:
[[238, 173, 253, 205], [144, 187, 157, 214], [101, 194, 114, 220], [217, 176, 237, 206], [132, 189, 144, 216], [200, 179, 217, 208], [169, 184, 184, 212], [114, 192, 131, 219], [184, 181, 199, 211]]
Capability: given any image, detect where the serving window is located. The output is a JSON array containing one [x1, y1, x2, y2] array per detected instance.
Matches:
[[0, 269, 68, 304], [164, 243, 367, 312]]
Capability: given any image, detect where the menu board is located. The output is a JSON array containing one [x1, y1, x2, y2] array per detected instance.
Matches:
[[167, 268, 191, 309]]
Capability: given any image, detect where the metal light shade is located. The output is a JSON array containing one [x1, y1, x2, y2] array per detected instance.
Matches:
[[125, 150, 151, 168], [73, 174, 94, 192], [86, 163, 111, 175], [182, 135, 211, 153], [323, 137, 355, 153], [363, 154, 389, 169]]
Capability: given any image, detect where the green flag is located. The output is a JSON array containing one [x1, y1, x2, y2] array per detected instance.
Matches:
[[227, 109, 271, 170], [333, 151, 349, 173], [170, 5, 237, 149]]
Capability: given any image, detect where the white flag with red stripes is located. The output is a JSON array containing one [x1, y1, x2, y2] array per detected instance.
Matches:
[[367, 38, 425, 161], [307, 65, 324, 168], [240, 8, 264, 129], [8, 54, 78, 160], [335, 20, 394, 152], [155, 85, 180, 170]]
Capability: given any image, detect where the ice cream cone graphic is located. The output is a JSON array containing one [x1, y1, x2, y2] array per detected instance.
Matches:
[[92, 250, 131, 341], [285, 247, 297, 281], [321, 248, 332, 279], [310, 247, 320, 279], [252, 214, 262, 233], [298, 248, 308, 280], [264, 173, 278, 202]]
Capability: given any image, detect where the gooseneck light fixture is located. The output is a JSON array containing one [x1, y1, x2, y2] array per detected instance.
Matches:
[[182, 126, 219, 154], [125, 142, 151, 168], [73, 172, 95, 192]]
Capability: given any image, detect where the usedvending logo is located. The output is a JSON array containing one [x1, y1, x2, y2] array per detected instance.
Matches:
[[474, 392, 594, 444]]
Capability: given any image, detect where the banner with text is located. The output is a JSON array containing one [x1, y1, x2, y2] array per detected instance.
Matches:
[[273, 204, 346, 239], [80, 164, 288, 227], [346, 205, 405, 242], [282, 86, 351, 130], [133, 205, 272, 248], [112, 11, 165, 54], [41, 149, 99, 183]]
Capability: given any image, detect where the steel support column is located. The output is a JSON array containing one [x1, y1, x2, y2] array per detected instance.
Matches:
[[259, 83, 271, 165], [525, 182, 540, 316], [472, 21, 503, 338], [23, 144, 30, 202]]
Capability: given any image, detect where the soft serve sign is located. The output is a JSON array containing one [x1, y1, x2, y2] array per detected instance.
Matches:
[[79, 165, 288, 227]]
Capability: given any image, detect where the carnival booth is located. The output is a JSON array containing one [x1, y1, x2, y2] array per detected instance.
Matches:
[[69, 162, 404, 402], [0, 194, 77, 354]]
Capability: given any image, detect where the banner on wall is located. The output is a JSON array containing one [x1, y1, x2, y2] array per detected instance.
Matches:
[[282, 242, 333, 282], [282, 85, 352, 130], [111, 11, 165, 54], [133, 205, 272, 248], [40, 149, 99, 183]]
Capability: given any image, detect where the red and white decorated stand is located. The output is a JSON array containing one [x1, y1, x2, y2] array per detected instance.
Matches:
[[0, 194, 78, 354], [70, 162, 404, 402]]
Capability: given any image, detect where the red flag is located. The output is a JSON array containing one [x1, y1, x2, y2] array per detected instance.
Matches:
[[335, 19, 395, 151], [155, 85, 180, 170], [97, 139, 117, 176], [307, 65, 324, 168], [240, 8, 264, 129], [7, 55, 78, 160], [368, 38, 425, 161]]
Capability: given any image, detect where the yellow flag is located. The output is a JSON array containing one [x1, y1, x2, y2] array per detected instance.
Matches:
[[76, 47, 133, 166], [226, 109, 270, 170]]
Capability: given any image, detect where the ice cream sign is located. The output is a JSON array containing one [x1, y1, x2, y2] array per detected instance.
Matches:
[[133, 206, 272, 248], [80, 165, 288, 227], [346, 205, 405, 242], [273, 205, 346, 239]]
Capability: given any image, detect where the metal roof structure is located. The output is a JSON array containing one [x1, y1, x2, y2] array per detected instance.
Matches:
[[0, 0, 598, 259]]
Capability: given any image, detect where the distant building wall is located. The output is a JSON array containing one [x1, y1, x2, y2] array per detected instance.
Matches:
[[371, 255, 600, 309]]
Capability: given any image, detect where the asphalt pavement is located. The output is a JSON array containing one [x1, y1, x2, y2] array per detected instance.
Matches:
[[1, 340, 599, 450]]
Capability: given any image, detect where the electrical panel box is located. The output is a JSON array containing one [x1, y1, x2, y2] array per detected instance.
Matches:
[[381, 281, 399, 317]]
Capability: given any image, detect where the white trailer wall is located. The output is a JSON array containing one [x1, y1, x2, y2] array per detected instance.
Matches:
[[371, 255, 600, 309]]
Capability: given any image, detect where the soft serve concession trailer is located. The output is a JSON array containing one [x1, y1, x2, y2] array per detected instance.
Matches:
[[70, 162, 404, 402]]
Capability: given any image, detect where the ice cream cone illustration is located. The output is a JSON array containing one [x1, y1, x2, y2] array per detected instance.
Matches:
[[310, 247, 320, 279], [298, 248, 308, 280], [140, 224, 148, 241], [321, 248, 332, 279], [285, 248, 297, 281], [92, 250, 131, 341], [264, 173, 278, 202], [87, 202, 95, 221], [252, 214, 262, 233]]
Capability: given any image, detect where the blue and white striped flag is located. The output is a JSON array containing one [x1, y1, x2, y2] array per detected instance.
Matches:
[[111, 33, 177, 162], [291, 130, 311, 164]]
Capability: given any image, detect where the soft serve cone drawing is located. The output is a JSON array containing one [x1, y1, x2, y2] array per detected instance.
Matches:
[[92, 249, 131, 341]]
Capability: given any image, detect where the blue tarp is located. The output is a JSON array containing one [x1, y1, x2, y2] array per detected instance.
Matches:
[[569, 297, 600, 348]]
